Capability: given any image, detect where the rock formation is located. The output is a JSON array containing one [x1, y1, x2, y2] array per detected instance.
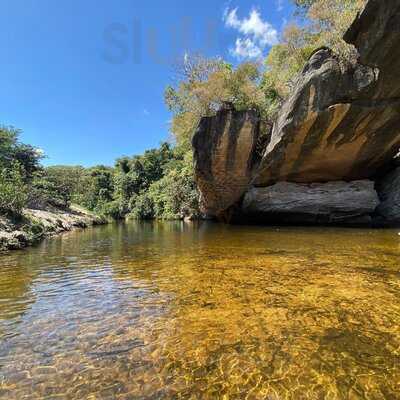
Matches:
[[253, 49, 399, 185], [192, 106, 265, 219], [255, 0, 400, 186], [344, 0, 400, 100], [0, 206, 106, 252], [192, 0, 400, 226], [242, 180, 379, 225]]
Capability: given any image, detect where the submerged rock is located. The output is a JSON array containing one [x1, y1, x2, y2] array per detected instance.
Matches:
[[242, 180, 379, 225]]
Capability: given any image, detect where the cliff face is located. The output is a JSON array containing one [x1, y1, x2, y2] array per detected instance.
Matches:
[[192, 107, 265, 219], [193, 0, 400, 226]]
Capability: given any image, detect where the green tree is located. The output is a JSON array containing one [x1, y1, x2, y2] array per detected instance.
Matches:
[[0, 163, 28, 216], [145, 150, 199, 220], [307, 0, 367, 60], [165, 54, 275, 146], [0, 126, 43, 180], [123, 144, 199, 221], [129, 192, 155, 220], [86, 166, 115, 213], [29, 168, 75, 209], [0, 126, 43, 215], [113, 143, 175, 216], [293, 0, 317, 11]]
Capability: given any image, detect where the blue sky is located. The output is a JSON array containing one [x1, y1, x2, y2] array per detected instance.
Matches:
[[0, 0, 294, 166]]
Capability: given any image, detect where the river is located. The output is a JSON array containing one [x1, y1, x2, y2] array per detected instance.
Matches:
[[0, 221, 399, 399]]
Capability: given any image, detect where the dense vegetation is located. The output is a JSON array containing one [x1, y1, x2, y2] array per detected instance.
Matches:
[[0, 126, 43, 216], [0, 0, 366, 222], [0, 127, 198, 221]]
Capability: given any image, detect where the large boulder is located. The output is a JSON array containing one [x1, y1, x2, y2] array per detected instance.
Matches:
[[376, 167, 400, 225], [192, 106, 267, 218], [242, 180, 379, 225]]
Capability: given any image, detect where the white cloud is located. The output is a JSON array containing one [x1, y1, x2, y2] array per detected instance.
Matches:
[[230, 38, 262, 59], [276, 0, 284, 12], [143, 109, 150, 116], [223, 7, 278, 59], [224, 8, 240, 29]]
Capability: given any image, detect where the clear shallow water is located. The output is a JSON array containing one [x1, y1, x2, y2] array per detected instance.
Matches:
[[0, 221, 399, 399]]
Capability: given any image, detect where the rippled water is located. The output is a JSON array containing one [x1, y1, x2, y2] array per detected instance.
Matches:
[[0, 221, 399, 399]]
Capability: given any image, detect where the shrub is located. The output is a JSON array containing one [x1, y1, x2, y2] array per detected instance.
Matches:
[[97, 200, 124, 220], [29, 171, 72, 209], [147, 152, 199, 220], [0, 163, 28, 216], [128, 192, 155, 220], [112, 143, 175, 213], [22, 219, 46, 242]]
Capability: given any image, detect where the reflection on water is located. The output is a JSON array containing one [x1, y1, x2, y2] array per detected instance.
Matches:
[[0, 221, 399, 399]]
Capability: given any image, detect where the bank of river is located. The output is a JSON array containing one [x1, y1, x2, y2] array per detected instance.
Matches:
[[0, 221, 399, 399], [0, 205, 106, 251]]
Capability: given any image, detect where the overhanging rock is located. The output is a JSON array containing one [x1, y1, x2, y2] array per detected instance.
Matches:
[[254, 0, 400, 186]]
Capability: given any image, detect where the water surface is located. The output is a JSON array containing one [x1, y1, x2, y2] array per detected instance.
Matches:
[[0, 221, 399, 399]]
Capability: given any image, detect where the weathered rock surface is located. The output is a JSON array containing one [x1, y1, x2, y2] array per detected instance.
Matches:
[[344, 0, 400, 100], [192, 106, 266, 218], [253, 49, 399, 185], [255, 0, 400, 186], [242, 180, 379, 225], [376, 167, 400, 225]]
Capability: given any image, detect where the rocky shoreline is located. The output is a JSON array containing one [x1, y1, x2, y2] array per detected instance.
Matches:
[[0, 205, 107, 252]]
